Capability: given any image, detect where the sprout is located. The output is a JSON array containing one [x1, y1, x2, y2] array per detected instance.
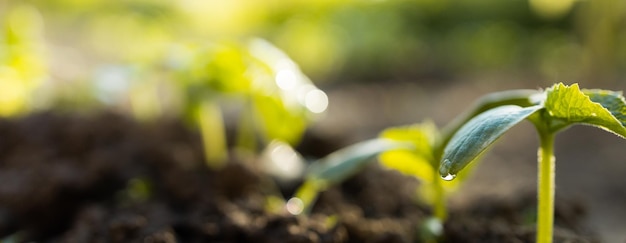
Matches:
[[160, 38, 328, 169], [441, 83, 626, 243], [300, 83, 625, 242], [290, 139, 412, 215], [379, 89, 542, 223]]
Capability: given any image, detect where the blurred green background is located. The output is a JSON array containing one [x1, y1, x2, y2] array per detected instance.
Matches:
[[2, 0, 625, 117]]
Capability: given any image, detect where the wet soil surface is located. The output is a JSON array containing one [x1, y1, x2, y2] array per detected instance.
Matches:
[[0, 112, 599, 242]]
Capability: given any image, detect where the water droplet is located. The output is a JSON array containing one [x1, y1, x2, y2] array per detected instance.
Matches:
[[441, 173, 456, 181], [439, 159, 456, 181]]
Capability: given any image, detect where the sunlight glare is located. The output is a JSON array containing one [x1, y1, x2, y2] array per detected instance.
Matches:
[[286, 197, 304, 215], [275, 69, 297, 90], [261, 140, 306, 182], [305, 89, 328, 113]]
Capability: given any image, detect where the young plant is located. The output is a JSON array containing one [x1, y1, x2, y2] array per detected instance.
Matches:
[[440, 83, 626, 243], [289, 139, 413, 215], [378, 89, 541, 221], [289, 83, 624, 242], [288, 89, 541, 236], [140, 38, 328, 169]]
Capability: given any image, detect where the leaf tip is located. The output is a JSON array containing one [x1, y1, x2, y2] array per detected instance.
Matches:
[[438, 159, 456, 181]]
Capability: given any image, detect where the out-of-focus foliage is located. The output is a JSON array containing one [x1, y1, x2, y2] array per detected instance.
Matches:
[[10, 0, 626, 80], [2, 0, 625, 114], [163, 39, 327, 146], [34, 0, 179, 63], [101, 37, 329, 168], [0, 5, 47, 116], [1, 0, 330, 151]]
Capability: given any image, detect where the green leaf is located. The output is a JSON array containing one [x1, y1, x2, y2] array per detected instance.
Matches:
[[379, 121, 437, 167], [293, 139, 410, 215], [440, 105, 542, 179], [584, 89, 626, 127], [378, 124, 437, 201], [545, 83, 626, 137], [252, 94, 307, 145], [440, 89, 542, 146], [378, 122, 472, 205], [306, 139, 412, 187]]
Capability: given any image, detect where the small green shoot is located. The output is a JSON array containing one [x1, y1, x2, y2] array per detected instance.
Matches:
[[289, 139, 412, 215], [441, 83, 626, 243], [161, 39, 327, 169], [287, 83, 624, 242], [287, 88, 545, 240], [196, 101, 229, 168], [378, 89, 542, 222]]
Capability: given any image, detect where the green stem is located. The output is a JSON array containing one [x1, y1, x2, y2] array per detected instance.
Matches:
[[235, 98, 257, 153], [198, 101, 228, 169], [432, 142, 447, 221], [433, 173, 447, 220], [536, 131, 555, 243], [293, 179, 322, 215]]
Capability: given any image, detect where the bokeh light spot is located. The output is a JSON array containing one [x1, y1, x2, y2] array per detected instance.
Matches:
[[286, 197, 304, 215], [305, 89, 328, 113], [276, 69, 297, 90]]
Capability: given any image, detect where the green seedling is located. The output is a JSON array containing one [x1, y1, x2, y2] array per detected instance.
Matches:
[[377, 89, 541, 240], [289, 83, 624, 242], [381, 89, 540, 215], [289, 88, 543, 240], [440, 83, 626, 243], [84, 39, 325, 170], [145, 38, 328, 169], [289, 139, 412, 215]]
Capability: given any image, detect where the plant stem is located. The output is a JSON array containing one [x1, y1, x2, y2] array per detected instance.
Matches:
[[235, 98, 258, 153], [433, 170, 447, 220], [536, 131, 555, 243], [198, 101, 228, 169], [432, 141, 447, 222]]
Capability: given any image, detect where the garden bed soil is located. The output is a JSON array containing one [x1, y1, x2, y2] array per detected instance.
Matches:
[[0, 112, 599, 242]]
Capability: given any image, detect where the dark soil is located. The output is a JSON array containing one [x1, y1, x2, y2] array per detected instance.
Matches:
[[0, 112, 599, 242]]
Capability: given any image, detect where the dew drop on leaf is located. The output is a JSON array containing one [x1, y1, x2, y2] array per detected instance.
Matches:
[[439, 159, 457, 181], [441, 173, 456, 181], [439, 159, 455, 180]]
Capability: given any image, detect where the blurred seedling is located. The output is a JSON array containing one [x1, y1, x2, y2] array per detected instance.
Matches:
[[287, 139, 413, 215], [440, 83, 626, 243], [129, 38, 328, 169]]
